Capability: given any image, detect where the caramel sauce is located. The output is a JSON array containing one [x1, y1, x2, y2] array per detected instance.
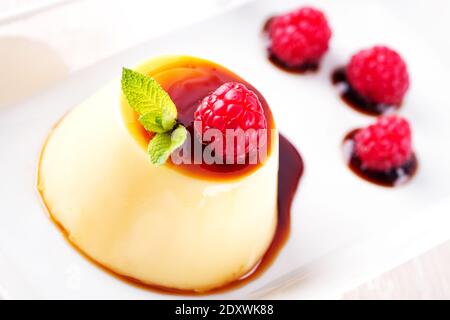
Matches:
[[332, 67, 400, 116], [343, 129, 417, 187]]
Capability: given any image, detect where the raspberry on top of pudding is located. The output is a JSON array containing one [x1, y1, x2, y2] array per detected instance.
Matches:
[[194, 82, 268, 162]]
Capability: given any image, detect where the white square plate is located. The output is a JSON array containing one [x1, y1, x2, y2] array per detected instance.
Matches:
[[1, 0, 450, 299]]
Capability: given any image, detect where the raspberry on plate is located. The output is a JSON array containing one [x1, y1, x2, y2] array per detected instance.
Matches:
[[347, 46, 410, 106], [267, 6, 332, 69], [194, 82, 267, 160], [354, 115, 413, 172]]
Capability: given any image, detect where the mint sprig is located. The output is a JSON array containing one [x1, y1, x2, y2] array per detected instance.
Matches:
[[122, 68, 177, 132], [121, 68, 187, 165]]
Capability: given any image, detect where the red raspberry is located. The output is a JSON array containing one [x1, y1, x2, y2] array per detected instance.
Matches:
[[267, 6, 332, 68], [347, 46, 410, 106], [354, 115, 412, 171], [194, 82, 267, 160]]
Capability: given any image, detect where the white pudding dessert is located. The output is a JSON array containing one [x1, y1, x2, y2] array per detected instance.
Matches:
[[38, 56, 279, 292]]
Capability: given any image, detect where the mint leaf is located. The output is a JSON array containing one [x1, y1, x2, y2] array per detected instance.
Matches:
[[139, 113, 166, 134], [121, 68, 177, 132], [148, 133, 171, 165], [148, 125, 187, 165], [121, 67, 185, 165]]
